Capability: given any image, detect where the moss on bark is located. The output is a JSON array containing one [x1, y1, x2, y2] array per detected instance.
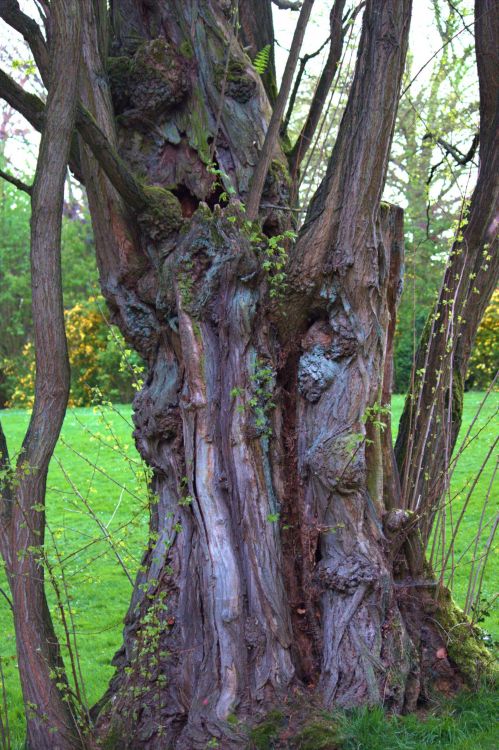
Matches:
[[436, 589, 496, 687]]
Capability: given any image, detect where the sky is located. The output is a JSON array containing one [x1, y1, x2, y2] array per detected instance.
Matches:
[[273, 0, 447, 80]]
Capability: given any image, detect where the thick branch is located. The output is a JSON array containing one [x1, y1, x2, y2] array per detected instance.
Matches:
[[246, 0, 315, 219], [288, 0, 412, 293], [75, 104, 146, 210], [5, 2, 86, 747], [0, 67, 45, 130], [0, 0, 145, 208], [0, 68, 146, 209], [0, 0, 49, 83]]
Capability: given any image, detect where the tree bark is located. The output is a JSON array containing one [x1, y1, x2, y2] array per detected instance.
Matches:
[[72, 2, 429, 747], [287, 0, 347, 179], [0, 2, 83, 748], [0, 0, 496, 748]]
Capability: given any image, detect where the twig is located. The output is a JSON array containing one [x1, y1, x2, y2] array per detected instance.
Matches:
[[0, 167, 32, 194]]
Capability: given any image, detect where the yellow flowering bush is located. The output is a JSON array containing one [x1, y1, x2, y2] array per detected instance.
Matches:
[[8, 296, 144, 407]]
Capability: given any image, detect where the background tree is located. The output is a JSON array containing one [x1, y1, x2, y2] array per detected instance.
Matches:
[[0, 1, 497, 749]]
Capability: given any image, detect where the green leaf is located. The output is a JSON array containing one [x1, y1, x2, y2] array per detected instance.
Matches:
[[253, 45, 271, 75]]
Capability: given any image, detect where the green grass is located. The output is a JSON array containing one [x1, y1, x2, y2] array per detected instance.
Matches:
[[0, 392, 497, 746], [330, 689, 498, 749], [249, 689, 499, 748], [0, 403, 149, 743], [391, 391, 498, 630]]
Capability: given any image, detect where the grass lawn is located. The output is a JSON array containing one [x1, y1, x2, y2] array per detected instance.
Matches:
[[0, 392, 497, 746]]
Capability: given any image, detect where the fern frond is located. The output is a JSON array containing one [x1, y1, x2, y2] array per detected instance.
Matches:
[[253, 45, 271, 75]]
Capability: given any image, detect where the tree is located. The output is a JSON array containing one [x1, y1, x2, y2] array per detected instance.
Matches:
[[0, 1, 497, 749]]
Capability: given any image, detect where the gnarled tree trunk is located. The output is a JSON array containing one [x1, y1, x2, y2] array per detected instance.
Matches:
[[76, 1, 494, 747], [77, 1, 419, 746], [0, 0, 497, 748]]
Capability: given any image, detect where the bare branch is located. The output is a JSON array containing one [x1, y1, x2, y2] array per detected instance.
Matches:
[[0, 0, 50, 84], [0, 69, 146, 209], [0, 419, 12, 534], [0, 67, 45, 131], [0, 167, 32, 194], [75, 105, 147, 211], [424, 131, 479, 166], [288, 0, 412, 293], [0, 586, 13, 611], [395, 0, 499, 566], [282, 31, 332, 138], [246, 0, 315, 220]]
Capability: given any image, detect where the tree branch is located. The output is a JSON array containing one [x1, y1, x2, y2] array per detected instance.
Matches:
[[281, 31, 332, 138], [424, 131, 479, 166], [0, 67, 45, 131], [282, 2, 366, 142], [288, 0, 412, 293], [75, 105, 147, 211], [0, 0, 148, 209], [0, 167, 32, 194], [0, 418, 12, 534], [0, 0, 50, 84], [0, 69, 146, 209], [395, 0, 499, 559], [246, 0, 316, 220]]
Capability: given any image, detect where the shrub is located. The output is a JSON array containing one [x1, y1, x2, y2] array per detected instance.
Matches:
[[8, 296, 144, 407]]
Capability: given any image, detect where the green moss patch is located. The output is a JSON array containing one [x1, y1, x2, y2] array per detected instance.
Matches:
[[436, 589, 496, 686], [138, 186, 183, 241], [249, 709, 286, 749]]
